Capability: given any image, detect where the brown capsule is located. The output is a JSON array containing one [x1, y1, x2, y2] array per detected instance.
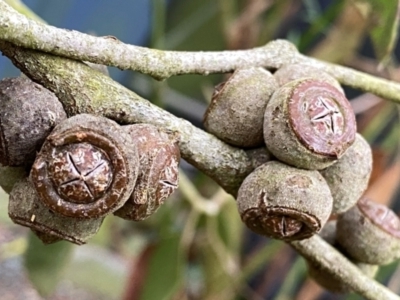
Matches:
[[273, 64, 344, 94], [263, 78, 356, 170], [337, 197, 400, 265], [30, 114, 139, 219], [320, 133, 372, 214], [9, 178, 104, 245], [0, 77, 67, 166], [114, 124, 180, 221], [307, 220, 378, 294], [237, 161, 333, 241], [204, 68, 278, 147]]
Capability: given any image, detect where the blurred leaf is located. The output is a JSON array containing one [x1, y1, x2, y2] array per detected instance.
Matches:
[[259, 0, 296, 44], [24, 232, 73, 297], [387, 261, 400, 294], [139, 235, 183, 300], [361, 102, 397, 143], [217, 0, 238, 38], [298, 0, 345, 52], [166, 0, 221, 51], [381, 120, 400, 151], [362, 0, 400, 63], [90, 215, 116, 246], [122, 244, 156, 300], [165, 1, 217, 50], [200, 235, 236, 299], [274, 257, 307, 300], [151, 0, 166, 49], [365, 161, 400, 205], [165, 0, 223, 98], [63, 245, 127, 299], [302, 0, 323, 23], [216, 196, 242, 255], [310, 1, 369, 62], [376, 260, 400, 286], [241, 239, 283, 281]]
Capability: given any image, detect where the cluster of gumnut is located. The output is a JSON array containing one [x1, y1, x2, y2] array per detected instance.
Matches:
[[0, 77, 180, 245], [203, 64, 400, 293]]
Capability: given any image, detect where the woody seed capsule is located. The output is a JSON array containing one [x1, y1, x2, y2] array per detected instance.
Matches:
[[204, 68, 278, 147], [337, 197, 400, 265], [237, 161, 333, 241], [263, 78, 356, 170], [30, 114, 139, 219], [114, 124, 180, 221]]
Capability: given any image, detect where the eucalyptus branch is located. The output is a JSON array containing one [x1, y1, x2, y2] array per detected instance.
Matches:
[[1, 2, 399, 299], [0, 0, 296, 80], [2, 1, 400, 104], [0, 41, 398, 300]]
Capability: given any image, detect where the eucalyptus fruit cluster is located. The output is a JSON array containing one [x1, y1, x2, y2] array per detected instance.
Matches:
[[0, 77, 181, 245], [203, 64, 400, 291]]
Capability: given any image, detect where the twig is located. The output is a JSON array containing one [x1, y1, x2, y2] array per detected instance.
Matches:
[[290, 236, 400, 300], [2, 1, 400, 104], [178, 170, 220, 215]]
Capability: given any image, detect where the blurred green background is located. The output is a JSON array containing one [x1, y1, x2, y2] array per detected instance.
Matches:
[[1, 0, 400, 299]]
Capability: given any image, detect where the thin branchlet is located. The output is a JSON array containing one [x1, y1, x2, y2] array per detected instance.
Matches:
[[1, 1, 400, 104]]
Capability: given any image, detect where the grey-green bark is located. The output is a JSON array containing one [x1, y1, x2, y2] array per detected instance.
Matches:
[[2, 1, 400, 103], [290, 237, 400, 300]]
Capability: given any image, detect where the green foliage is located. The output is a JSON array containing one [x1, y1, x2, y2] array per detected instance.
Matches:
[[24, 232, 73, 297], [366, 0, 400, 63], [139, 235, 183, 300]]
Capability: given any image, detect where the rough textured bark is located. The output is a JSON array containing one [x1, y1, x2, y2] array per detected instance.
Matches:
[[2, 1, 400, 103]]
